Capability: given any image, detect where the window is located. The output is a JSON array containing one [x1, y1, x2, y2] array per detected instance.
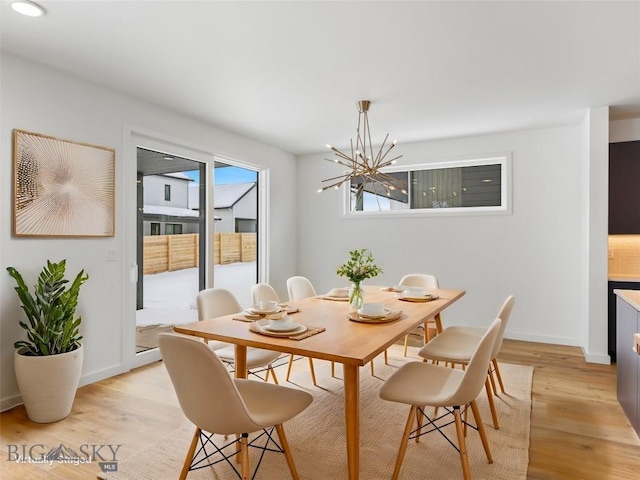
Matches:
[[150, 223, 160, 235], [165, 223, 182, 235], [164, 184, 171, 201], [344, 154, 511, 217]]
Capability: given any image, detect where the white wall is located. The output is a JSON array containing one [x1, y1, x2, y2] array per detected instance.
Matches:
[[0, 53, 298, 409], [297, 125, 591, 349]]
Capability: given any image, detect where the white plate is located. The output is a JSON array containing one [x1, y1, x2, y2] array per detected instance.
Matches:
[[265, 321, 301, 332], [357, 307, 391, 319], [258, 323, 307, 336], [247, 306, 281, 315]]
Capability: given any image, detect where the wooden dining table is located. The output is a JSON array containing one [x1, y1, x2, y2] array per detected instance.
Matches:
[[174, 286, 465, 480]]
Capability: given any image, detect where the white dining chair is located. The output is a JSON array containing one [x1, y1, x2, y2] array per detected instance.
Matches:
[[398, 274, 440, 356], [286, 276, 317, 301], [417, 295, 515, 429], [379, 318, 502, 480], [159, 333, 313, 480], [253, 282, 317, 385], [197, 288, 281, 383]]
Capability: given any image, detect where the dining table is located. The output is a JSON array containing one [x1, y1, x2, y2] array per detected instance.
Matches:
[[174, 285, 465, 480]]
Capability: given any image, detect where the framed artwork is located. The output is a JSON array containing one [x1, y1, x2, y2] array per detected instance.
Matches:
[[13, 129, 115, 237]]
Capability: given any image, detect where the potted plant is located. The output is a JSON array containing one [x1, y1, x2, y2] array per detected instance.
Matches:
[[7, 260, 88, 423]]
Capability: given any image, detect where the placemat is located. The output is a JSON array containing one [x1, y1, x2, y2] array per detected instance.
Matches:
[[316, 295, 349, 301], [249, 322, 325, 340], [347, 310, 403, 324], [396, 294, 439, 303]]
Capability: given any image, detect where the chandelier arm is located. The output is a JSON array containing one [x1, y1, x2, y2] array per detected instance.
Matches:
[[364, 112, 375, 166], [371, 172, 407, 188], [321, 172, 355, 183], [378, 154, 404, 169], [324, 157, 354, 169], [376, 143, 399, 166], [374, 133, 390, 167]]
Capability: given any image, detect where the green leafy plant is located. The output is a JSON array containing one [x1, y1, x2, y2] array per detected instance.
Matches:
[[336, 249, 383, 284], [7, 260, 88, 356]]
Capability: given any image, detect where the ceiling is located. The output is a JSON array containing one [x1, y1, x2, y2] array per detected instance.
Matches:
[[1, 1, 639, 155]]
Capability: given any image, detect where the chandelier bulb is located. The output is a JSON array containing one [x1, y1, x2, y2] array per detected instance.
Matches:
[[326, 144, 332, 149]]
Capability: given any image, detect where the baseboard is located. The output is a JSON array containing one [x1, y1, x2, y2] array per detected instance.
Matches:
[[1, 394, 23, 413], [504, 331, 581, 346], [581, 347, 612, 365]]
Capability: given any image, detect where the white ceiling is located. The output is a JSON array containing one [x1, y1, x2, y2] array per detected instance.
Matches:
[[1, 1, 639, 155]]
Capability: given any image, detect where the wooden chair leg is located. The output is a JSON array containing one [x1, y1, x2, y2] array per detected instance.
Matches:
[[180, 427, 200, 480], [308, 358, 317, 386], [485, 377, 499, 429], [240, 433, 250, 479], [488, 367, 498, 396], [453, 407, 471, 480], [331, 361, 336, 377], [370, 359, 375, 376], [470, 399, 493, 464], [268, 365, 279, 385], [276, 423, 300, 480], [423, 323, 429, 345], [415, 406, 423, 443], [285, 353, 295, 381], [384, 349, 389, 365], [392, 405, 416, 480], [403, 334, 409, 357], [493, 359, 506, 393]]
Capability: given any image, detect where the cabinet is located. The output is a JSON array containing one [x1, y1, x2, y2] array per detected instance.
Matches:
[[616, 293, 640, 436], [608, 281, 640, 362], [609, 141, 640, 234]]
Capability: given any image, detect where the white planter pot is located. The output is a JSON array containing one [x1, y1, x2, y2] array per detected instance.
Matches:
[[14, 345, 83, 423]]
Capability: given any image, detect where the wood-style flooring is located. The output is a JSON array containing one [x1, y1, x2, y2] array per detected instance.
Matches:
[[0, 340, 639, 479]]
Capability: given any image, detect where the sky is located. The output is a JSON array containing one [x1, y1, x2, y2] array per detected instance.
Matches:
[[184, 165, 257, 185]]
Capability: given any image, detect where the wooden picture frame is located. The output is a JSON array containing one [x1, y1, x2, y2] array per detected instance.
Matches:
[[13, 129, 115, 237]]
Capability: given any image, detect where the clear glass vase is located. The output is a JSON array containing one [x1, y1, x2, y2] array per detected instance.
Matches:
[[349, 282, 364, 309]]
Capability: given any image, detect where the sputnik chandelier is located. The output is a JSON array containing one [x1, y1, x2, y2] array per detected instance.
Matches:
[[318, 100, 406, 207]]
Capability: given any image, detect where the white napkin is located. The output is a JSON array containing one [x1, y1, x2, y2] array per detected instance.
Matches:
[[327, 287, 349, 298]]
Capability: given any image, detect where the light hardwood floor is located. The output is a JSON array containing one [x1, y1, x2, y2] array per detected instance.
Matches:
[[1, 340, 639, 479]]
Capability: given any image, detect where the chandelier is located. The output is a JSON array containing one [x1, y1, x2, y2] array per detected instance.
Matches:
[[318, 100, 406, 208]]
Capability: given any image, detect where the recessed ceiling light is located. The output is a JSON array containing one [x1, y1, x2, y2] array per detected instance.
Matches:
[[10, 1, 45, 17], [163, 155, 174, 161]]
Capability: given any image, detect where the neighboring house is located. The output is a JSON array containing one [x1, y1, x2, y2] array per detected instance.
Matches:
[[142, 173, 200, 235], [142, 175, 256, 235], [191, 182, 257, 234]]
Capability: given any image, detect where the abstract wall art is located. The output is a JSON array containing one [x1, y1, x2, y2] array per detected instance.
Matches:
[[13, 129, 115, 237]]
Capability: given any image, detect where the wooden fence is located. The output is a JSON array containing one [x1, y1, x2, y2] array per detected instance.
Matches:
[[143, 233, 256, 275]]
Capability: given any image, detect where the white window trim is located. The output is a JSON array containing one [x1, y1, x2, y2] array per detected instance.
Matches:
[[341, 152, 512, 218]]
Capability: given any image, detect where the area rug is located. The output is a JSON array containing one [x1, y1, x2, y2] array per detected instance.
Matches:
[[99, 350, 532, 480]]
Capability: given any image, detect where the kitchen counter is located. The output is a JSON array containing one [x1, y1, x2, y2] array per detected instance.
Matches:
[[616, 289, 640, 311], [609, 275, 640, 282], [615, 290, 640, 438]]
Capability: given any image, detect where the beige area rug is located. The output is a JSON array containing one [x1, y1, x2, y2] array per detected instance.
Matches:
[[99, 350, 532, 480]]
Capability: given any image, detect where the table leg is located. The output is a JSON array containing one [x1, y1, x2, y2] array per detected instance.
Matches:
[[343, 364, 360, 480], [235, 345, 248, 379], [434, 313, 443, 334], [234, 345, 248, 463]]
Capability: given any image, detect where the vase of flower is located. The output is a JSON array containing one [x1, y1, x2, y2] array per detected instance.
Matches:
[[337, 249, 382, 310], [349, 282, 364, 309]]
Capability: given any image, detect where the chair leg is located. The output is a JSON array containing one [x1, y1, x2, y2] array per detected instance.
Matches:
[[370, 358, 375, 376], [453, 407, 471, 480], [308, 358, 317, 386], [493, 359, 506, 394], [240, 433, 250, 479], [415, 406, 423, 443], [403, 334, 409, 357], [392, 405, 417, 480], [331, 361, 336, 377], [276, 423, 300, 480], [268, 365, 279, 385], [384, 349, 389, 365], [424, 322, 430, 344], [180, 427, 200, 480], [285, 353, 295, 381], [470, 399, 493, 464], [488, 366, 498, 396], [485, 377, 499, 429]]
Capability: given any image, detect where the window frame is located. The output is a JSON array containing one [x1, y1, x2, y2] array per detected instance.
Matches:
[[341, 152, 512, 218], [164, 184, 171, 201]]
